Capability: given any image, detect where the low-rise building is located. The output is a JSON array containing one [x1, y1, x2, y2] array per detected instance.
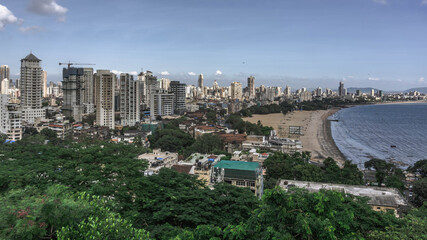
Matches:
[[138, 149, 178, 175], [278, 180, 409, 217], [211, 160, 263, 198]]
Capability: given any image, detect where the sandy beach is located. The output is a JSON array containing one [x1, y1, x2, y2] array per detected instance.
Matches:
[[243, 109, 346, 166]]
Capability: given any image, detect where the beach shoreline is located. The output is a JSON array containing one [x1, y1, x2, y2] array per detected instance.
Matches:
[[243, 108, 346, 166]]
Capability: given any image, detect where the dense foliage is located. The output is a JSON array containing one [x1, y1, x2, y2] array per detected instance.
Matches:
[[226, 114, 273, 136], [239, 104, 283, 117], [364, 158, 405, 191], [1, 136, 425, 239], [263, 152, 364, 188], [407, 159, 427, 207]]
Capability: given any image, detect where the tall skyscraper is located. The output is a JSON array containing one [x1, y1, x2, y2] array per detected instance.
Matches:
[[95, 70, 116, 129], [42, 70, 47, 98], [338, 81, 345, 97], [198, 74, 204, 89], [145, 71, 159, 107], [170, 81, 186, 115], [20, 53, 45, 123], [247, 76, 255, 98], [230, 82, 243, 100], [120, 73, 140, 126], [62, 68, 85, 122], [82, 68, 94, 113]]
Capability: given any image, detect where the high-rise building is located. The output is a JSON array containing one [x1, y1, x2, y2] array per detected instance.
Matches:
[[150, 89, 174, 120], [42, 70, 47, 98], [20, 53, 45, 123], [145, 71, 159, 107], [1, 79, 9, 95], [120, 73, 140, 126], [82, 68, 94, 114], [95, 70, 116, 129], [0, 94, 22, 141], [247, 76, 255, 98], [159, 78, 171, 90], [284, 85, 291, 96], [338, 81, 345, 97], [170, 81, 186, 115], [62, 68, 86, 122], [371, 89, 375, 97], [0, 65, 10, 82], [198, 74, 204, 89], [230, 82, 243, 100]]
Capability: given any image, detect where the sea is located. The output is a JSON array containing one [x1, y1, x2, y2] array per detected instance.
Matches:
[[329, 103, 427, 169]]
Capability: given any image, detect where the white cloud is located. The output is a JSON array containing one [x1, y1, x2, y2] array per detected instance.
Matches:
[[372, 0, 387, 5], [188, 72, 196, 76], [160, 71, 170, 76], [129, 71, 138, 75], [19, 25, 44, 33], [111, 70, 123, 75], [422, 0, 427, 6], [28, 0, 68, 22], [0, 4, 21, 30], [418, 77, 425, 83], [215, 70, 222, 76], [368, 77, 380, 81]]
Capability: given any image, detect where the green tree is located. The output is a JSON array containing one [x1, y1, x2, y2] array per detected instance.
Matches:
[[0, 185, 115, 240], [40, 128, 57, 140], [58, 215, 150, 240]]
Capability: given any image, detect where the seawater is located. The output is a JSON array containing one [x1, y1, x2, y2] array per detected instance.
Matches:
[[330, 103, 427, 169]]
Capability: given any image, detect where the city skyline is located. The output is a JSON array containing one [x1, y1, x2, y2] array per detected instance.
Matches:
[[0, 0, 427, 90]]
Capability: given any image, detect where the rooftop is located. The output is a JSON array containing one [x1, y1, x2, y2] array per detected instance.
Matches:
[[22, 53, 41, 61], [278, 180, 407, 207], [214, 160, 260, 171]]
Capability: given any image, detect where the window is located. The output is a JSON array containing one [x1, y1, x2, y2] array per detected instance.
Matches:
[[236, 181, 246, 186]]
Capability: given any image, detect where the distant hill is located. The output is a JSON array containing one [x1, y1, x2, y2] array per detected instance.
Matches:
[[346, 87, 379, 94], [404, 87, 427, 94]]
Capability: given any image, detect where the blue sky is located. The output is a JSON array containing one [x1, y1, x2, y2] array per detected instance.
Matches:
[[0, 0, 426, 90]]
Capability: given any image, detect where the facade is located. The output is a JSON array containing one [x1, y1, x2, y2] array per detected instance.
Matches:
[[0, 65, 10, 82], [150, 89, 174, 120], [338, 81, 345, 97], [20, 53, 45, 123], [119, 73, 140, 126], [1, 78, 9, 94], [284, 85, 291, 96], [82, 68, 95, 113], [198, 74, 203, 89], [42, 70, 47, 98], [247, 76, 255, 98], [211, 160, 263, 198], [0, 94, 22, 141], [62, 68, 85, 122], [170, 81, 186, 115], [230, 82, 243, 100], [278, 180, 408, 217], [95, 70, 116, 129]]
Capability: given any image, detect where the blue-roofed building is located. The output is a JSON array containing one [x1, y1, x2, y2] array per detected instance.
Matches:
[[211, 160, 263, 198]]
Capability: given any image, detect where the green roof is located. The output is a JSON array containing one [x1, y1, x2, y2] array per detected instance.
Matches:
[[213, 160, 260, 171]]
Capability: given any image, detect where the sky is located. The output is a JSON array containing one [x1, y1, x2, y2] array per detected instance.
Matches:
[[0, 0, 426, 91]]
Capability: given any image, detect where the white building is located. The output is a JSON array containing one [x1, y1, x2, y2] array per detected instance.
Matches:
[[0, 94, 22, 141], [20, 53, 45, 123], [230, 82, 242, 100]]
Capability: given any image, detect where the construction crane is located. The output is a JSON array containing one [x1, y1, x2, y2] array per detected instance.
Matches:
[[59, 62, 95, 69]]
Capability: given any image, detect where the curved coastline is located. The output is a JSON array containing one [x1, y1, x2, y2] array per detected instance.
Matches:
[[330, 101, 427, 168]]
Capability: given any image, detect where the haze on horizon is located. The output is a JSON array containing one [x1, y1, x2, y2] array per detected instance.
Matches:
[[0, 0, 426, 91]]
